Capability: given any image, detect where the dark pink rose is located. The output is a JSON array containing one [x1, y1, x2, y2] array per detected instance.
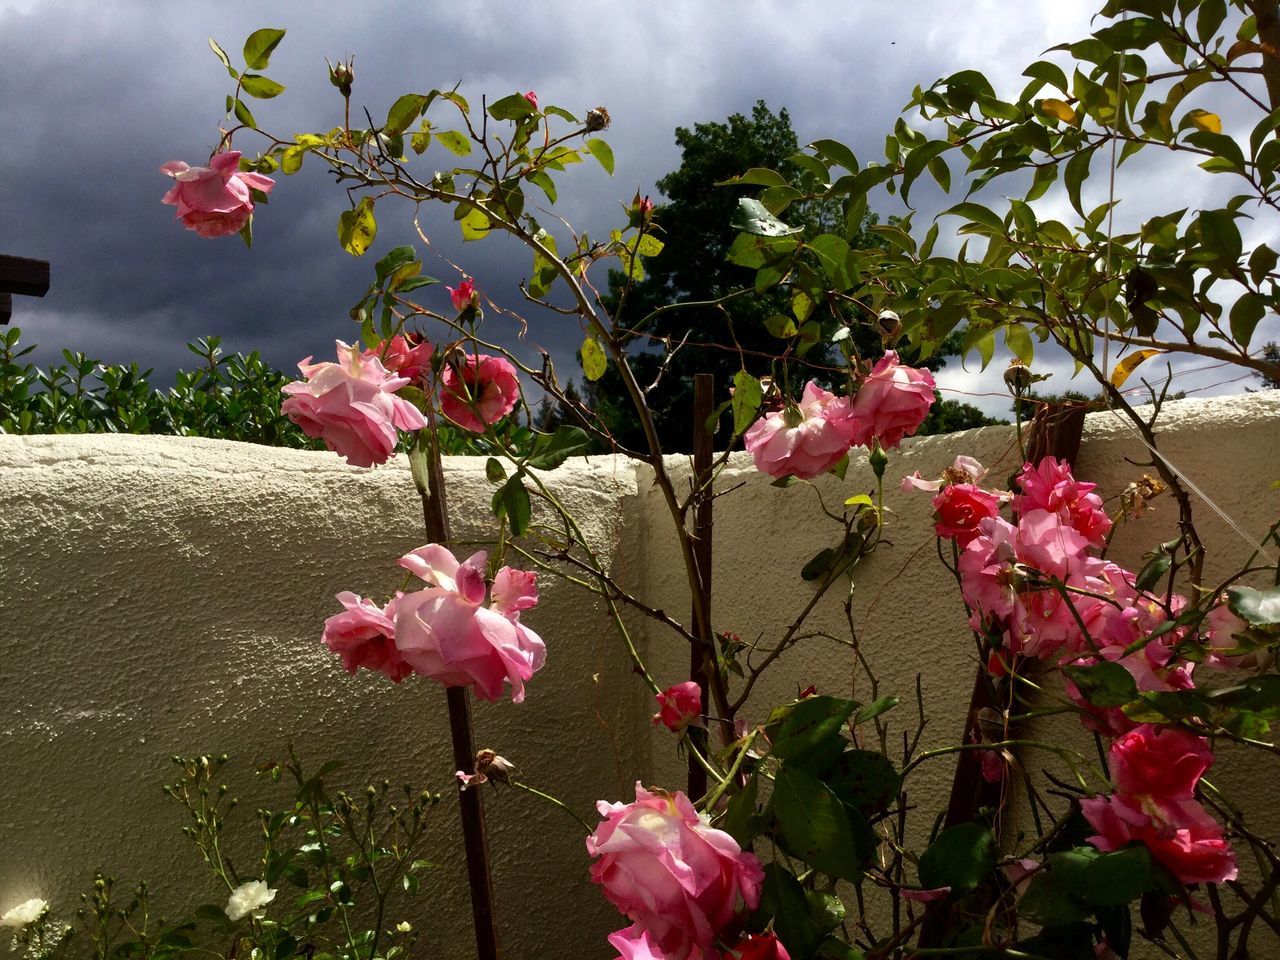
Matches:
[[282, 341, 427, 467], [160, 151, 274, 238], [523, 90, 539, 110], [447, 278, 477, 313], [365, 334, 433, 383], [900, 886, 951, 903], [743, 381, 855, 480], [933, 483, 1002, 546], [1014, 457, 1112, 546], [845, 351, 935, 449], [730, 933, 791, 960], [322, 592, 412, 682], [1110, 724, 1214, 801], [588, 783, 764, 959], [393, 545, 545, 703], [441, 353, 520, 433], [1082, 792, 1237, 885], [653, 681, 703, 732]]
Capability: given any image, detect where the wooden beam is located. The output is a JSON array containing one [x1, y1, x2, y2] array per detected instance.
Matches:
[[0, 255, 51, 298]]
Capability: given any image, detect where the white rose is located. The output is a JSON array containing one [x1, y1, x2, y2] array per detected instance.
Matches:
[[1, 898, 48, 927], [224, 881, 276, 922]]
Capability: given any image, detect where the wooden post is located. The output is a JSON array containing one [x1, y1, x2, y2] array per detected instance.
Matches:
[[0, 255, 51, 325], [417, 433, 501, 960], [688, 373, 715, 799]]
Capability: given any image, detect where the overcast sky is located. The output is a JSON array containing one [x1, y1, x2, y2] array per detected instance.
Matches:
[[1, 0, 1275, 418]]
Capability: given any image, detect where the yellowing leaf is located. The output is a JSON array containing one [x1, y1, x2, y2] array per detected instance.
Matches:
[[1188, 110, 1222, 134], [1039, 98, 1077, 125], [1110, 349, 1163, 388], [338, 197, 377, 257], [581, 337, 607, 381]]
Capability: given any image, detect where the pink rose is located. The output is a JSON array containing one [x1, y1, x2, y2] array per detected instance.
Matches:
[[322, 592, 412, 683], [1064, 655, 1195, 738], [523, 90, 539, 110], [932, 483, 1002, 546], [588, 783, 764, 959], [845, 351, 935, 450], [364, 334, 433, 383], [607, 926, 670, 960], [743, 381, 855, 480], [1014, 457, 1112, 546], [447, 278, 477, 313], [393, 545, 545, 703], [159, 151, 274, 238], [282, 341, 427, 467], [653, 681, 703, 732], [1109, 724, 1214, 801], [901, 455, 988, 492], [441, 353, 520, 433], [1082, 792, 1237, 885], [730, 933, 791, 960]]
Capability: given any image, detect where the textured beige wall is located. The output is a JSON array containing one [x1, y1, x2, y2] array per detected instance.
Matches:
[[1, 391, 1277, 958]]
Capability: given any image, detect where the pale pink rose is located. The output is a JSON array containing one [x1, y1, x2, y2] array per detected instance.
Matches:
[[447, 278, 477, 313], [730, 932, 791, 960], [1000, 859, 1040, 900], [901, 455, 988, 492], [1203, 600, 1262, 668], [160, 151, 274, 238], [653, 681, 703, 732], [588, 783, 764, 959], [743, 381, 855, 480], [393, 545, 545, 703], [282, 341, 427, 467], [1014, 509, 1091, 578], [441, 353, 520, 433], [364, 334, 433, 383], [845, 351, 935, 450], [1082, 792, 1236, 885], [1110, 724, 1214, 801], [322, 592, 411, 682], [523, 90, 539, 110], [959, 516, 1023, 628], [933, 483, 1002, 546], [607, 926, 671, 960], [1014, 457, 1112, 546]]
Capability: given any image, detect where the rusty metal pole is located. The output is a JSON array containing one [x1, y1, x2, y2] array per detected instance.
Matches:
[[417, 430, 500, 960], [688, 373, 715, 799]]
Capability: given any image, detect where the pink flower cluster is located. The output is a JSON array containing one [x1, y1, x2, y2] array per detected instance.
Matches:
[[160, 151, 274, 238], [744, 352, 935, 480], [589, 784, 767, 960], [321, 544, 545, 703], [912, 454, 1239, 886]]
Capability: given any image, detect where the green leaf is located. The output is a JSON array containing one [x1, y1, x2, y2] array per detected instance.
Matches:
[[770, 696, 857, 761], [338, 197, 377, 257], [759, 864, 826, 959], [385, 94, 431, 136], [1198, 209, 1244, 263], [901, 141, 951, 205], [1086, 847, 1157, 906], [232, 97, 256, 129], [459, 205, 490, 242], [807, 234, 855, 290], [528, 425, 592, 470], [1227, 585, 1280, 627], [581, 337, 607, 381], [485, 458, 506, 483], [584, 138, 614, 175], [1063, 661, 1139, 708], [488, 93, 536, 121], [280, 145, 306, 174], [1229, 292, 1266, 348], [725, 232, 798, 269], [809, 138, 859, 173], [374, 245, 416, 283], [732, 197, 803, 237], [765, 314, 798, 338], [435, 131, 471, 156], [1004, 324, 1033, 364], [240, 74, 285, 99], [718, 777, 760, 845], [773, 766, 870, 882], [242, 28, 286, 71], [731, 370, 762, 436], [825, 750, 901, 816], [918, 823, 996, 893], [1064, 147, 1096, 217], [941, 202, 1004, 234], [853, 695, 900, 725], [715, 167, 788, 188], [208, 37, 238, 78], [492, 475, 532, 536]]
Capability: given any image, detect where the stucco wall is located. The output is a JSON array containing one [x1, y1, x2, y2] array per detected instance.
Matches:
[[1, 391, 1278, 958]]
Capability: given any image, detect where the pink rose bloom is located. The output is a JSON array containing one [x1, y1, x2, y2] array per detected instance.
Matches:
[[1082, 792, 1237, 885], [743, 381, 855, 480], [441, 353, 520, 433], [1014, 509, 1091, 578], [322, 592, 412, 682], [364, 334, 433, 383], [1110, 724, 1214, 801], [731, 933, 791, 960], [959, 516, 1023, 627], [1203, 600, 1264, 669], [607, 926, 672, 960], [160, 151, 274, 238], [447, 277, 477, 313], [1064, 652, 1195, 738], [933, 483, 1002, 546], [588, 783, 764, 959], [393, 545, 545, 703], [845, 351, 935, 450], [1014, 457, 1112, 546], [901, 455, 988, 492], [282, 341, 427, 467], [653, 681, 703, 732], [523, 90, 539, 110]]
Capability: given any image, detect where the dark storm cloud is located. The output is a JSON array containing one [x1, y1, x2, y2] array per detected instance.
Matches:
[[4, 1, 1270, 417]]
